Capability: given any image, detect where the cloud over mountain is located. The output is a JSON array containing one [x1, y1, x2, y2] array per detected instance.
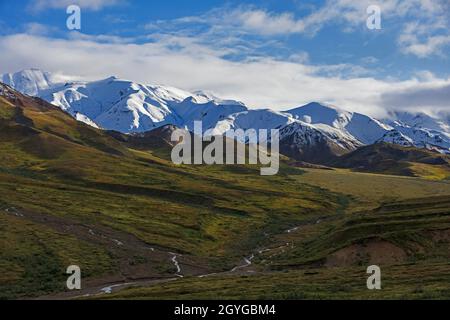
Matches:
[[1, 33, 450, 118]]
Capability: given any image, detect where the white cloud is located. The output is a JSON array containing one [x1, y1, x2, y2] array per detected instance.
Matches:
[[401, 34, 450, 58], [398, 19, 450, 58], [223, 9, 307, 36], [153, 1, 434, 36], [148, 1, 450, 58], [287, 52, 310, 64], [1, 32, 449, 117], [24, 22, 54, 35], [28, 0, 123, 11]]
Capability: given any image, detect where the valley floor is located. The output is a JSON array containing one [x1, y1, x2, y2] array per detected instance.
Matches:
[[96, 170, 450, 300], [2, 164, 449, 300]]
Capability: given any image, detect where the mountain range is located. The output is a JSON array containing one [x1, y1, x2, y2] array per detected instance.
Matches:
[[2, 69, 450, 161]]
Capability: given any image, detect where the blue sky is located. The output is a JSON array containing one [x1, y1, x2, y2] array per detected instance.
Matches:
[[0, 0, 449, 115]]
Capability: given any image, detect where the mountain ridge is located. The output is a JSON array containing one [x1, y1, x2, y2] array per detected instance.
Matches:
[[2, 69, 450, 159]]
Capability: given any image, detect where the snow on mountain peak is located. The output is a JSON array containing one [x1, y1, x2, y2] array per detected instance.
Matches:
[[2, 69, 450, 155], [191, 91, 245, 106], [286, 102, 392, 145], [1, 69, 64, 97], [287, 102, 352, 128], [42, 76, 193, 133], [24, 74, 245, 133], [378, 130, 415, 147], [386, 111, 450, 136]]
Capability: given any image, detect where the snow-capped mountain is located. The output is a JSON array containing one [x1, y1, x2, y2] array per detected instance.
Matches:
[[1, 69, 60, 96], [386, 111, 450, 137], [287, 102, 392, 145], [384, 112, 450, 154], [377, 130, 415, 147], [208, 109, 295, 138], [170, 97, 247, 133], [391, 126, 450, 154], [2, 69, 450, 158], [279, 121, 363, 163], [34, 74, 248, 133], [40, 76, 189, 132]]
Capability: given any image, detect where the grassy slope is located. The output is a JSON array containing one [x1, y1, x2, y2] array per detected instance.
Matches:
[[299, 168, 450, 211], [330, 142, 450, 180]]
